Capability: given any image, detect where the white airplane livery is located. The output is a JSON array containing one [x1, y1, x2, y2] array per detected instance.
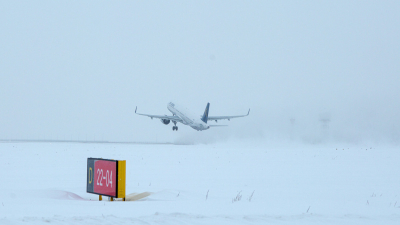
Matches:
[[135, 102, 250, 131]]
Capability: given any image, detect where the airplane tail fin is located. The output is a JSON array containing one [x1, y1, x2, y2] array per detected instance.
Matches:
[[201, 103, 210, 123]]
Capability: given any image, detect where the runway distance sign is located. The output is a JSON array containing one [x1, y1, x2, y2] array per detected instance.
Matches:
[[87, 158, 126, 198]]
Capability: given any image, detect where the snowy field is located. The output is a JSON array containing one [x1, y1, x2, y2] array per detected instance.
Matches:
[[0, 140, 399, 224]]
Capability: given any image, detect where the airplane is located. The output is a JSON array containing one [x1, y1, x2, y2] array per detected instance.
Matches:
[[135, 102, 250, 131]]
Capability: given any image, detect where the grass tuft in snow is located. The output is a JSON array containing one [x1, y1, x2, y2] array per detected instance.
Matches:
[[248, 190, 255, 202], [232, 191, 242, 203]]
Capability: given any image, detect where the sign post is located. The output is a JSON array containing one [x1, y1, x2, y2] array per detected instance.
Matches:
[[87, 158, 126, 201]]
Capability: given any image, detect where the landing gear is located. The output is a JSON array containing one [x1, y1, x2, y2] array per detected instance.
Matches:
[[172, 121, 178, 131]]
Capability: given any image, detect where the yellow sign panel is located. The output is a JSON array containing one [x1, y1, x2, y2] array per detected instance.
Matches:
[[117, 160, 126, 199]]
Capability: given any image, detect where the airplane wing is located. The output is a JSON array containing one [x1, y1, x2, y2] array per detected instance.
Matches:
[[135, 107, 183, 123], [207, 109, 250, 122]]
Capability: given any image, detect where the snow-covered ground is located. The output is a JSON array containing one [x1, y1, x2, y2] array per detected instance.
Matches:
[[0, 140, 399, 224]]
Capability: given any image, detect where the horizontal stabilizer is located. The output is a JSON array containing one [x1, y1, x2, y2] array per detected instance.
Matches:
[[209, 125, 228, 127]]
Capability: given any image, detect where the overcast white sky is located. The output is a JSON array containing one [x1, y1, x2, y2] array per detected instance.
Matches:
[[1, 1, 399, 144]]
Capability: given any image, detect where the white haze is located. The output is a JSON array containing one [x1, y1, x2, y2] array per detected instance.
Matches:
[[0, 1, 399, 145]]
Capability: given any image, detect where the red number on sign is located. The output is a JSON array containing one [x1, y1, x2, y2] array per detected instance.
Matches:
[[97, 169, 104, 186], [97, 169, 100, 185]]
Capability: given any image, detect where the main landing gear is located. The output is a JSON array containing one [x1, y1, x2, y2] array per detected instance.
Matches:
[[172, 121, 178, 131]]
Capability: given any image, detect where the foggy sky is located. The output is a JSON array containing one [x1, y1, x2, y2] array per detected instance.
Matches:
[[1, 1, 399, 144]]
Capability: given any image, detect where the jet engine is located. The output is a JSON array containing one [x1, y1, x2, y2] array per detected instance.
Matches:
[[161, 119, 170, 125]]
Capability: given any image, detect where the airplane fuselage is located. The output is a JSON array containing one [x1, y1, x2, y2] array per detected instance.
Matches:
[[167, 102, 209, 131]]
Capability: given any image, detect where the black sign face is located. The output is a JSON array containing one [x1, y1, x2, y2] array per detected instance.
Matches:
[[87, 158, 95, 193]]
